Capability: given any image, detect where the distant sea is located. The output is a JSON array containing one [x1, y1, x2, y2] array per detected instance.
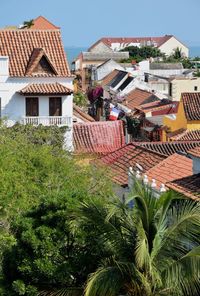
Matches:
[[65, 46, 200, 68], [65, 47, 87, 68]]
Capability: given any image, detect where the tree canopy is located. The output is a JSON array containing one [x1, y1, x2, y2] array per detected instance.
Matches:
[[2, 176, 200, 296], [120, 46, 164, 63]]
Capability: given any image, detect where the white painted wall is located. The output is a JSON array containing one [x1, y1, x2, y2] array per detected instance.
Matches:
[[90, 41, 113, 53], [190, 156, 200, 175], [0, 76, 74, 149], [149, 69, 183, 77], [171, 78, 200, 101], [96, 60, 124, 81], [159, 36, 189, 57], [110, 42, 141, 51]]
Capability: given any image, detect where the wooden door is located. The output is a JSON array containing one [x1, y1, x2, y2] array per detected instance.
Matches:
[[49, 97, 62, 116], [26, 97, 39, 116]]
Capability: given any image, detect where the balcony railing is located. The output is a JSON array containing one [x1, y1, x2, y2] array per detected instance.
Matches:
[[21, 116, 72, 126]]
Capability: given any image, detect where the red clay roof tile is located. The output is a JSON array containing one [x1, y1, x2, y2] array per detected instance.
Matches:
[[136, 141, 200, 156], [146, 153, 193, 189], [95, 143, 166, 186], [168, 129, 200, 141], [18, 83, 72, 95], [0, 29, 70, 77], [73, 120, 125, 154], [167, 174, 200, 200], [73, 105, 95, 123], [101, 69, 120, 86], [188, 146, 200, 158], [89, 36, 173, 51], [121, 88, 160, 110], [30, 16, 60, 30], [182, 93, 200, 121]]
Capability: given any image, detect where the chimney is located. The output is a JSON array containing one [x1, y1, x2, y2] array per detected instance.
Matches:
[[0, 56, 9, 78]]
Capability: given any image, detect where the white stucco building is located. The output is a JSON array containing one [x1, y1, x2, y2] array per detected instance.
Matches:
[[0, 16, 74, 149], [90, 35, 189, 57]]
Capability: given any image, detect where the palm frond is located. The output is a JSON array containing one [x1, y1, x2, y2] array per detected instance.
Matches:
[[38, 287, 83, 296]]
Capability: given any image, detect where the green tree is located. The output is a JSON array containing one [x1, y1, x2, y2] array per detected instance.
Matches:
[[2, 188, 112, 295], [120, 46, 164, 63], [0, 123, 113, 294], [80, 181, 200, 296]]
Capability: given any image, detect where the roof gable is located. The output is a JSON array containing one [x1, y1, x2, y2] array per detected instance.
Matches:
[[25, 48, 58, 76], [89, 35, 174, 51], [0, 30, 70, 77], [30, 16, 60, 30]]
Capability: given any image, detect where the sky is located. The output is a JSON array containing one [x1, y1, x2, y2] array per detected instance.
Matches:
[[0, 0, 200, 47]]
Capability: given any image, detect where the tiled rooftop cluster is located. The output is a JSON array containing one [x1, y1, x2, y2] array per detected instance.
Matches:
[[96, 143, 166, 185], [137, 141, 200, 156], [169, 129, 200, 141]]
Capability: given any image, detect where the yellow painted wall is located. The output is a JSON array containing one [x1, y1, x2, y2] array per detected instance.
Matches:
[[162, 102, 187, 141], [187, 121, 200, 130]]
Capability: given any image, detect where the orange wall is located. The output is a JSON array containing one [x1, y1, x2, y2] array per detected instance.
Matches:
[[163, 102, 187, 141]]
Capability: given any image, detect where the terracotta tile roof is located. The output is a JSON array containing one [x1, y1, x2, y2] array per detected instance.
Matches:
[[89, 35, 173, 51], [188, 146, 200, 158], [73, 105, 95, 123], [95, 143, 166, 186], [168, 129, 200, 141], [101, 69, 120, 86], [167, 174, 200, 200], [73, 120, 125, 154], [18, 83, 73, 95], [121, 88, 160, 110], [182, 93, 200, 121], [137, 100, 179, 116], [136, 141, 200, 156], [146, 153, 193, 189], [0, 29, 70, 77], [30, 16, 60, 30]]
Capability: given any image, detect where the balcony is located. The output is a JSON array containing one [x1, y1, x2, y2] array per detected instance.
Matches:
[[20, 116, 72, 126]]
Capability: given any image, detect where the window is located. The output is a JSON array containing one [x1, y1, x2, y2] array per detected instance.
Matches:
[[194, 86, 198, 91], [169, 83, 172, 97], [49, 97, 62, 116], [26, 97, 39, 116]]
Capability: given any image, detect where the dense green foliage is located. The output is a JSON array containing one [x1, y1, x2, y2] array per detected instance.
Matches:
[[74, 92, 88, 107], [120, 46, 164, 63], [1, 123, 200, 296], [2, 176, 200, 295], [82, 182, 200, 296], [0, 123, 112, 295]]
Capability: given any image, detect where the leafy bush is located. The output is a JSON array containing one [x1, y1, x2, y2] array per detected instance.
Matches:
[[73, 92, 88, 107]]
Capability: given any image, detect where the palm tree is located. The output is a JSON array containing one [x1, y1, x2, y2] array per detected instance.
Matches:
[[78, 180, 200, 296], [22, 19, 34, 29]]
